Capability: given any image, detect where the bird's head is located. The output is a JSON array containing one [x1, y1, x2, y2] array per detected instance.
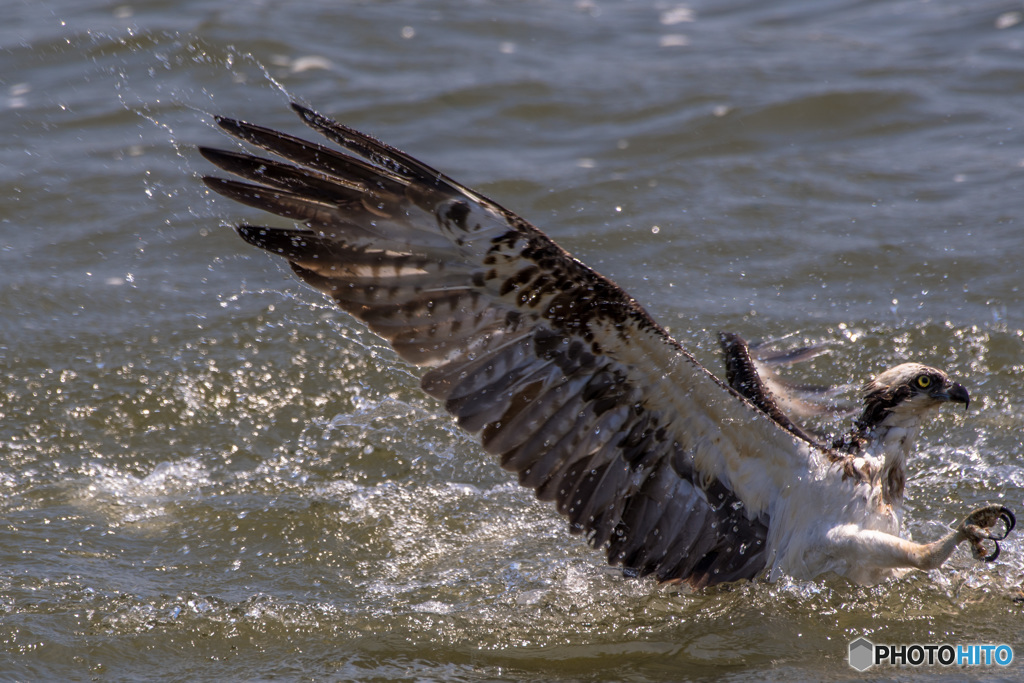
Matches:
[[859, 362, 970, 428]]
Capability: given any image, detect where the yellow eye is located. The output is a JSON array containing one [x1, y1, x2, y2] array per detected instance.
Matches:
[[916, 375, 932, 389]]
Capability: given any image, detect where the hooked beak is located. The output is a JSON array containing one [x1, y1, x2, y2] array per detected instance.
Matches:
[[942, 382, 971, 410]]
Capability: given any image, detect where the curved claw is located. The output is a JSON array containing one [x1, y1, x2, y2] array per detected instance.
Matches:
[[983, 540, 999, 565], [999, 507, 1016, 536]]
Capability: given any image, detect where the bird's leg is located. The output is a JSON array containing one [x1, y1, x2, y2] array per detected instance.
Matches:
[[825, 505, 1015, 574]]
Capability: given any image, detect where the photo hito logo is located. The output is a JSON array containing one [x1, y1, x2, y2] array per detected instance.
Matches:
[[849, 637, 1014, 671]]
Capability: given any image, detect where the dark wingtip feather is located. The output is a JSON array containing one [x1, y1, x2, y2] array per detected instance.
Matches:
[[214, 114, 246, 136], [290, 101, 360, 142], [291, 102, 335, 135], [235, 224, 316, 253], [197, 145, 219, 162], [201, 175, 261, 200], [197, 146, 241, 171], [201, 174, 229, 193], [290, 101, 315, 120], [235, 224, 267, 249], [199, 147, 268, 183]]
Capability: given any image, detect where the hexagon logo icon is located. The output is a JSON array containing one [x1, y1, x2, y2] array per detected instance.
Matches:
[[849, 637, 874, 671]]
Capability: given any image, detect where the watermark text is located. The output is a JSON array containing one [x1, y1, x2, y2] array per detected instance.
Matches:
[[849, 637, 1013, 671]]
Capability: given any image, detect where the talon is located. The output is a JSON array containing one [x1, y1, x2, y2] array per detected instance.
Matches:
[[983, 541, 1001, 563], [1000, 507, 1016, 534]]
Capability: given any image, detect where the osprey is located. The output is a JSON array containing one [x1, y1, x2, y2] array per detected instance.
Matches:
[[200, 103, 1014, 587]]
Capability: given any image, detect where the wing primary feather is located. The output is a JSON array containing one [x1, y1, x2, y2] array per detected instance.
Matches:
[[213, 115, 414, 193], [290, 103, 449, 188], [199, 147, 365, 203]]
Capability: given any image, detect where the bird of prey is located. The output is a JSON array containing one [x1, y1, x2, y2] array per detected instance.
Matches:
[[199, 103, 1014, 588]]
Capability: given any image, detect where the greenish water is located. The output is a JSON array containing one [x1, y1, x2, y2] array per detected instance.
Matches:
[[3, 1, 1024, 680]]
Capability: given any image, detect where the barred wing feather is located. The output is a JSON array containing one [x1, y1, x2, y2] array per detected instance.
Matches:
[[201, 103, 823, 587]]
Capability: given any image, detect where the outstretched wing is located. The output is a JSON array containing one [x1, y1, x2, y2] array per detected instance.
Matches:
[[718, 333, 855, 443], [200, 103, 825, 587]]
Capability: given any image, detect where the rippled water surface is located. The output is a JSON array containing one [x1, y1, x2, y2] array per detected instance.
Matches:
[[4, 0, 1024, 680]]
